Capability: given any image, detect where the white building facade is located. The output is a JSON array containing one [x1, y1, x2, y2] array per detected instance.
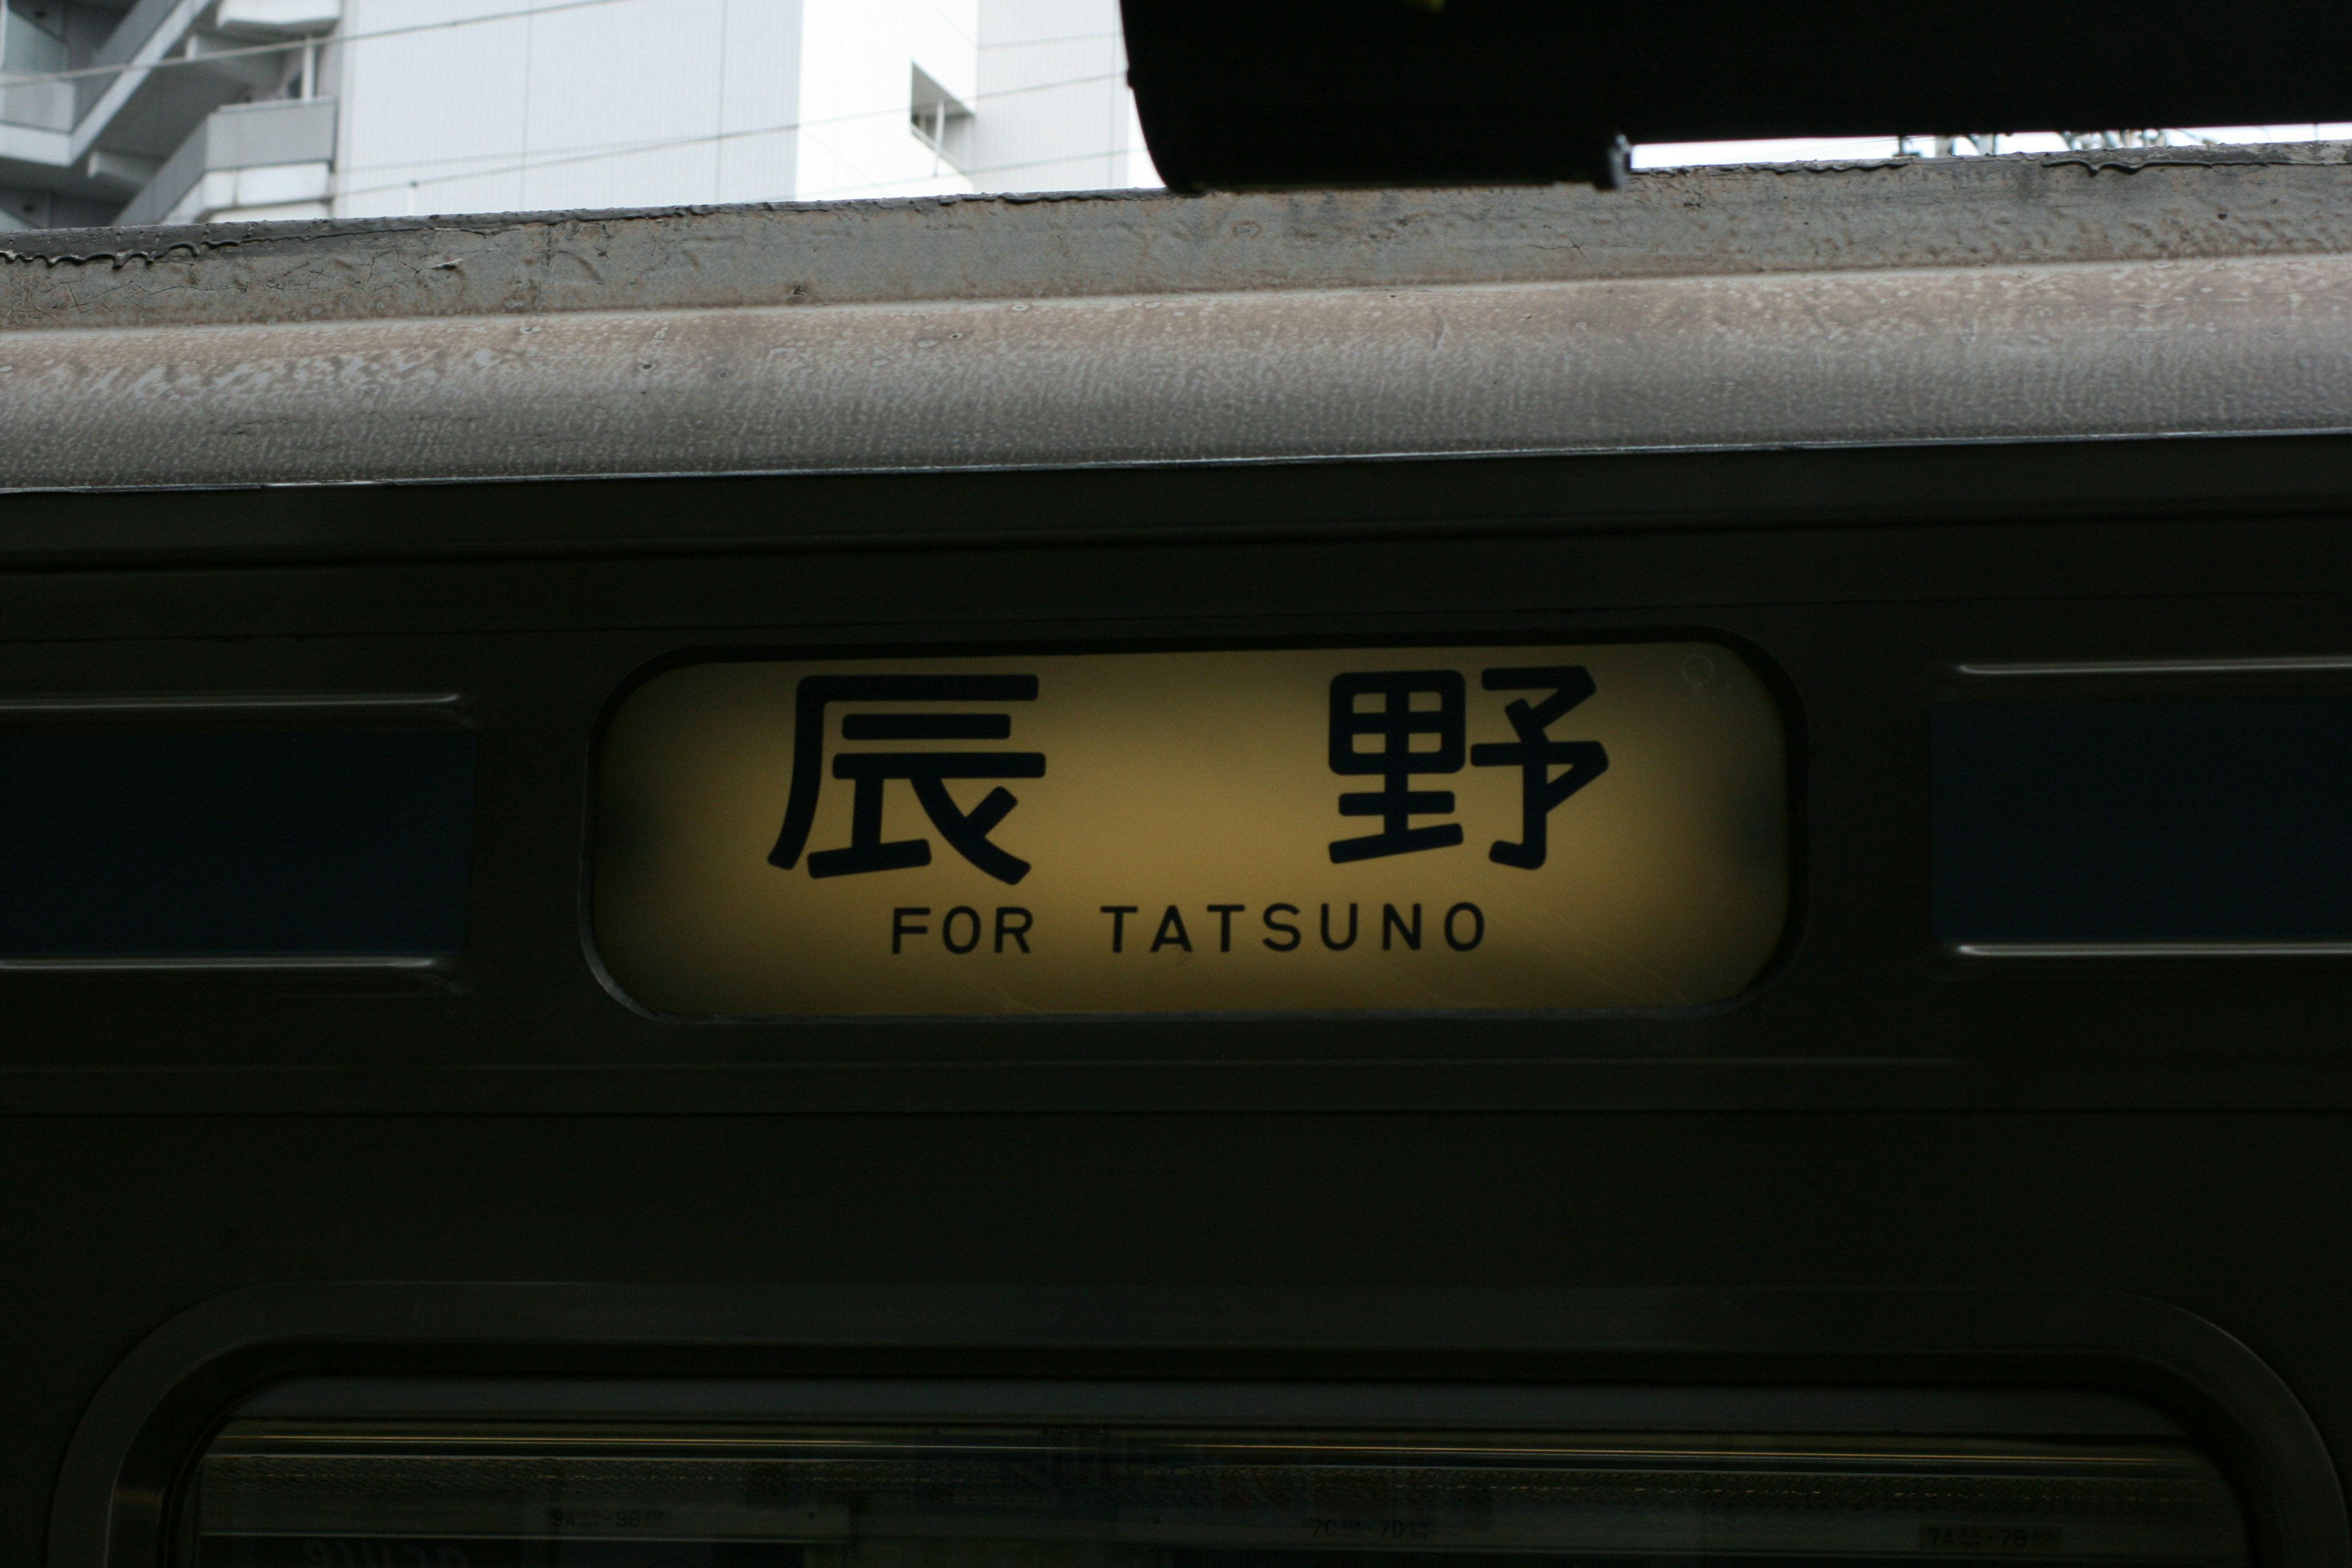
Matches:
[[0, 0, 1155, 232]]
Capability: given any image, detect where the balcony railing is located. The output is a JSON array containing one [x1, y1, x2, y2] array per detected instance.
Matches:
[[75, 0, 339, 144], [0, 71, 71, 132], [118, 94, 336, 227]]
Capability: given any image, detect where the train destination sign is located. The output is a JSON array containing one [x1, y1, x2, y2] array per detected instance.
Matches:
[[592, 643, 1789, 1016]]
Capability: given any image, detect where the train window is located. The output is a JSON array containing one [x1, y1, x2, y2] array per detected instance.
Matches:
[[0, 728, 476, 963], [1935, 696, 2352, 947], [590, 643, 1789, 1016], [182, 1389, 2247, 1568]]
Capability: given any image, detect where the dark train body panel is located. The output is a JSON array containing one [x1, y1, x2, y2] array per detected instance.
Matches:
[[6, 159, 2352, 1568]]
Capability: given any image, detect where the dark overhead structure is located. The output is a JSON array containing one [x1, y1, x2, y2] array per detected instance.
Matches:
[[1120, 0, 2352, 190]]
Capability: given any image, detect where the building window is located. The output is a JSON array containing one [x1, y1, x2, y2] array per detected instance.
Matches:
[[911, 64, 973, 168]]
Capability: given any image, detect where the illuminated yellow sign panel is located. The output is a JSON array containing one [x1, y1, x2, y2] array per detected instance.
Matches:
[[593, 643, 1788, 1016]]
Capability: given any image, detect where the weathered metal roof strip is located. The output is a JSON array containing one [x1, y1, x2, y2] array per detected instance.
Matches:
[[3, 149, 2350, 489]]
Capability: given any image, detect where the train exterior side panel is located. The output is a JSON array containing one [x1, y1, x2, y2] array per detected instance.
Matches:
[[4, 157, 2352, 1568]]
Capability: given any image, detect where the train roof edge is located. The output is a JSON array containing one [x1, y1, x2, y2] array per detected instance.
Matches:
[[5, 146, 2352, 489]]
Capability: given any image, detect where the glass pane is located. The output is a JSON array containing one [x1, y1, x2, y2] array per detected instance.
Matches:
[[592, 644, 1789, 1017], [1934, 698, 2352, 944], [187, 1420, 2247, 1568], [0, 729, 475, 958]]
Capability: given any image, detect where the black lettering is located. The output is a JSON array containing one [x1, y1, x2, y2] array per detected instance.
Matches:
[[1328, 670, 1468, 862], [1263, 903, 1302, 951], [1382, 902, 1422, 951], [1321, 902, 1359, 951], [1101, 905, 1139, 952], [941, 905, 981, 954], [1207, 903, 1244, 951], [1470, 666, 1609, 870], [772, 673, 1046, 884], [1444, 902, 1485, 951], [994, 906, 1033, 953], [891, 907, 930, 953], [1152, 905, 1193, 952]]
